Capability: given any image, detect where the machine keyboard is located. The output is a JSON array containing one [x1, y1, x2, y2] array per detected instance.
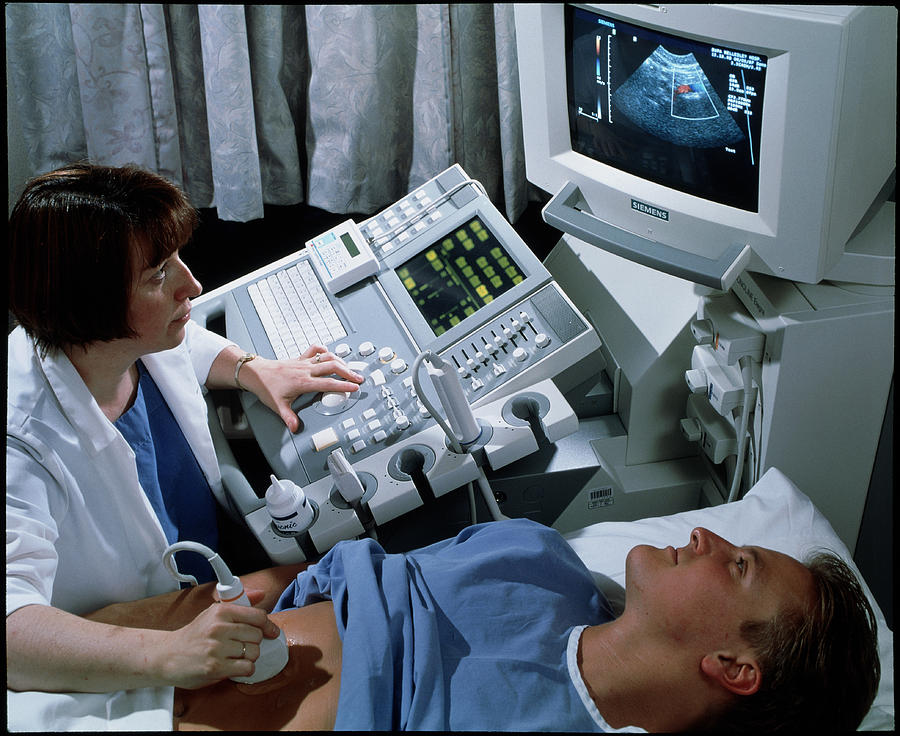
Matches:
[[247, 260, 347, 359]]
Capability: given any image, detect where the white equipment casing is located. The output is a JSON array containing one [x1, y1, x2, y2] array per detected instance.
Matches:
[[729, 270, 894, 550]]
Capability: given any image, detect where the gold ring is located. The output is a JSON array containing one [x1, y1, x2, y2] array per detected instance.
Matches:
[[314, 353, 322, 363]]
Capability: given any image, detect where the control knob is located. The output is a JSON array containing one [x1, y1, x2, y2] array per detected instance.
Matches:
[[321, 391, 350, 410]]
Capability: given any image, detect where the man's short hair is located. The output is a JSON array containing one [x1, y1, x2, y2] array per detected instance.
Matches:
[[8, 162, 198, 355], [703, 550, 880, 733]]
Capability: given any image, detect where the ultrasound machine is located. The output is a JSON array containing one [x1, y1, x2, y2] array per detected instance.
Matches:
[[193, 4, 895, 572], [193, 165, 601, 561]]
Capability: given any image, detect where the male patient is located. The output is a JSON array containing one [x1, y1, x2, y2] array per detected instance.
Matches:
[[85, 518, 880, 732]]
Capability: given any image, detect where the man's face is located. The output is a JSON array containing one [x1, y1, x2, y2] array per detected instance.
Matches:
[[624, 527, 815, 651]]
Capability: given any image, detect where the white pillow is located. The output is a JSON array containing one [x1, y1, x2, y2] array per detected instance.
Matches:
[[563, 467, 894, 731]]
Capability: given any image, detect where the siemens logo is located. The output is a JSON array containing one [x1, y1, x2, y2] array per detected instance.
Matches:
[[631, 199, 669, 221]]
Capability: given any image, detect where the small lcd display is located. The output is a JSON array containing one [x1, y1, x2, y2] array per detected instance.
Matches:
[[566, 6, 767, 211], [340, 232, 359, 257], [397, 217, 524, 336]]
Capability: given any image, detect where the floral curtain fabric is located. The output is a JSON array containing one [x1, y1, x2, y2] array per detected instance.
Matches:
[[6, 4, 527, 222]]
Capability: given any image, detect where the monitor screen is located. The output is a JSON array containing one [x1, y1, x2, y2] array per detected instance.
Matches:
[[566, 6, 767, 212], [396, 216, 525, 337]]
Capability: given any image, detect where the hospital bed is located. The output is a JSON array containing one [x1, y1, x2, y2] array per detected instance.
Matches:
[[7, 466, 893, 731]]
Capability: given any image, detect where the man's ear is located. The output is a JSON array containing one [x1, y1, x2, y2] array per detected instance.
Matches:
[[700, 652, 761, 696]]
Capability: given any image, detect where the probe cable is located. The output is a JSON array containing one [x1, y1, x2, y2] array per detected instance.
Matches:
[[727, 356, 755, 503]]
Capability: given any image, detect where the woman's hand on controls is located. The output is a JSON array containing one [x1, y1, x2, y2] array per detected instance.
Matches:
[[160, 602, 281, 690], [240, 344, 365, 433]]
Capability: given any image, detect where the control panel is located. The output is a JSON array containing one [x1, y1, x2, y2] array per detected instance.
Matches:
[[221, 164, 600, 489]]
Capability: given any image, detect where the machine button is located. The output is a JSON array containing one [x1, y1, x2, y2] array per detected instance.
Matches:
[[535, 333, 550, 349], [471, 378, 485, 392], [495, 334, 508, 348], [348, 361, 368, 373], [486, 342, 498, 356], [680, 417, 703, 443], [378, 346, 395, 363], [311, 427, 339, 452], [519, 310, 532, 324], [367, 419, 383, 432], [321, 391, 350, 410], [691, 319, 715, 346], [370, 369, 386, 386], [393, 413, 410, 431], [390, 358, 408, 374], [373, 429, 388, 442], [458, 365, 470, 378], [475, 351, 487, 364], [513, 347, 527, 363], [335, 343, 351, 358], [685, 369, 708, 394], [417, 401, 430, 418], [351, 439, 367, 454], [340, 418, 356, 430], [511, 319, 521, 331], [362, 408, 377, 420], [492, 362, 506, 377], [359, 341, 375, 357], [346, 428, 361, 441]]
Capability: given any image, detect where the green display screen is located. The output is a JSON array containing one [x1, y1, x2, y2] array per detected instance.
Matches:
[[396, 217, 524, 336], [340, 232, 360, 257]]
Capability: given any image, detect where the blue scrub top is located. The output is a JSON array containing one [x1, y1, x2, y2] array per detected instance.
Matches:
[[115, 361, 218, 583]]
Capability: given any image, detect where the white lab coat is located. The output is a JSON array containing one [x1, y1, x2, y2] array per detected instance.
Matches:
[[6, 320, 236, 731]]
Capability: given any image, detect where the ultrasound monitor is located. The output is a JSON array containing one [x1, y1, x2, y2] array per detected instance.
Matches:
[[516, 4, 896, 286], [568, 7, 766, 213]]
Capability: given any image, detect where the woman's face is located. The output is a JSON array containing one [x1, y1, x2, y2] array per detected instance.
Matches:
[[126, 245, 202, 355]]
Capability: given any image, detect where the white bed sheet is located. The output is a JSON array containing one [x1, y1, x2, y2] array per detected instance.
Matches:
[[563, 467, 894, 732]]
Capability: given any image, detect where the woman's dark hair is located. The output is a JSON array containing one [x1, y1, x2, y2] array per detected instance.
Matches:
[[8, 162, 198, 355]]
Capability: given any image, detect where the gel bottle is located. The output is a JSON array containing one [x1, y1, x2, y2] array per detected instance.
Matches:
[[265, 474, 314, 536]]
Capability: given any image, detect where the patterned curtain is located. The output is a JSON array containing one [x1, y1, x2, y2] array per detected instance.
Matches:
[[6, 4, 527, 223]]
